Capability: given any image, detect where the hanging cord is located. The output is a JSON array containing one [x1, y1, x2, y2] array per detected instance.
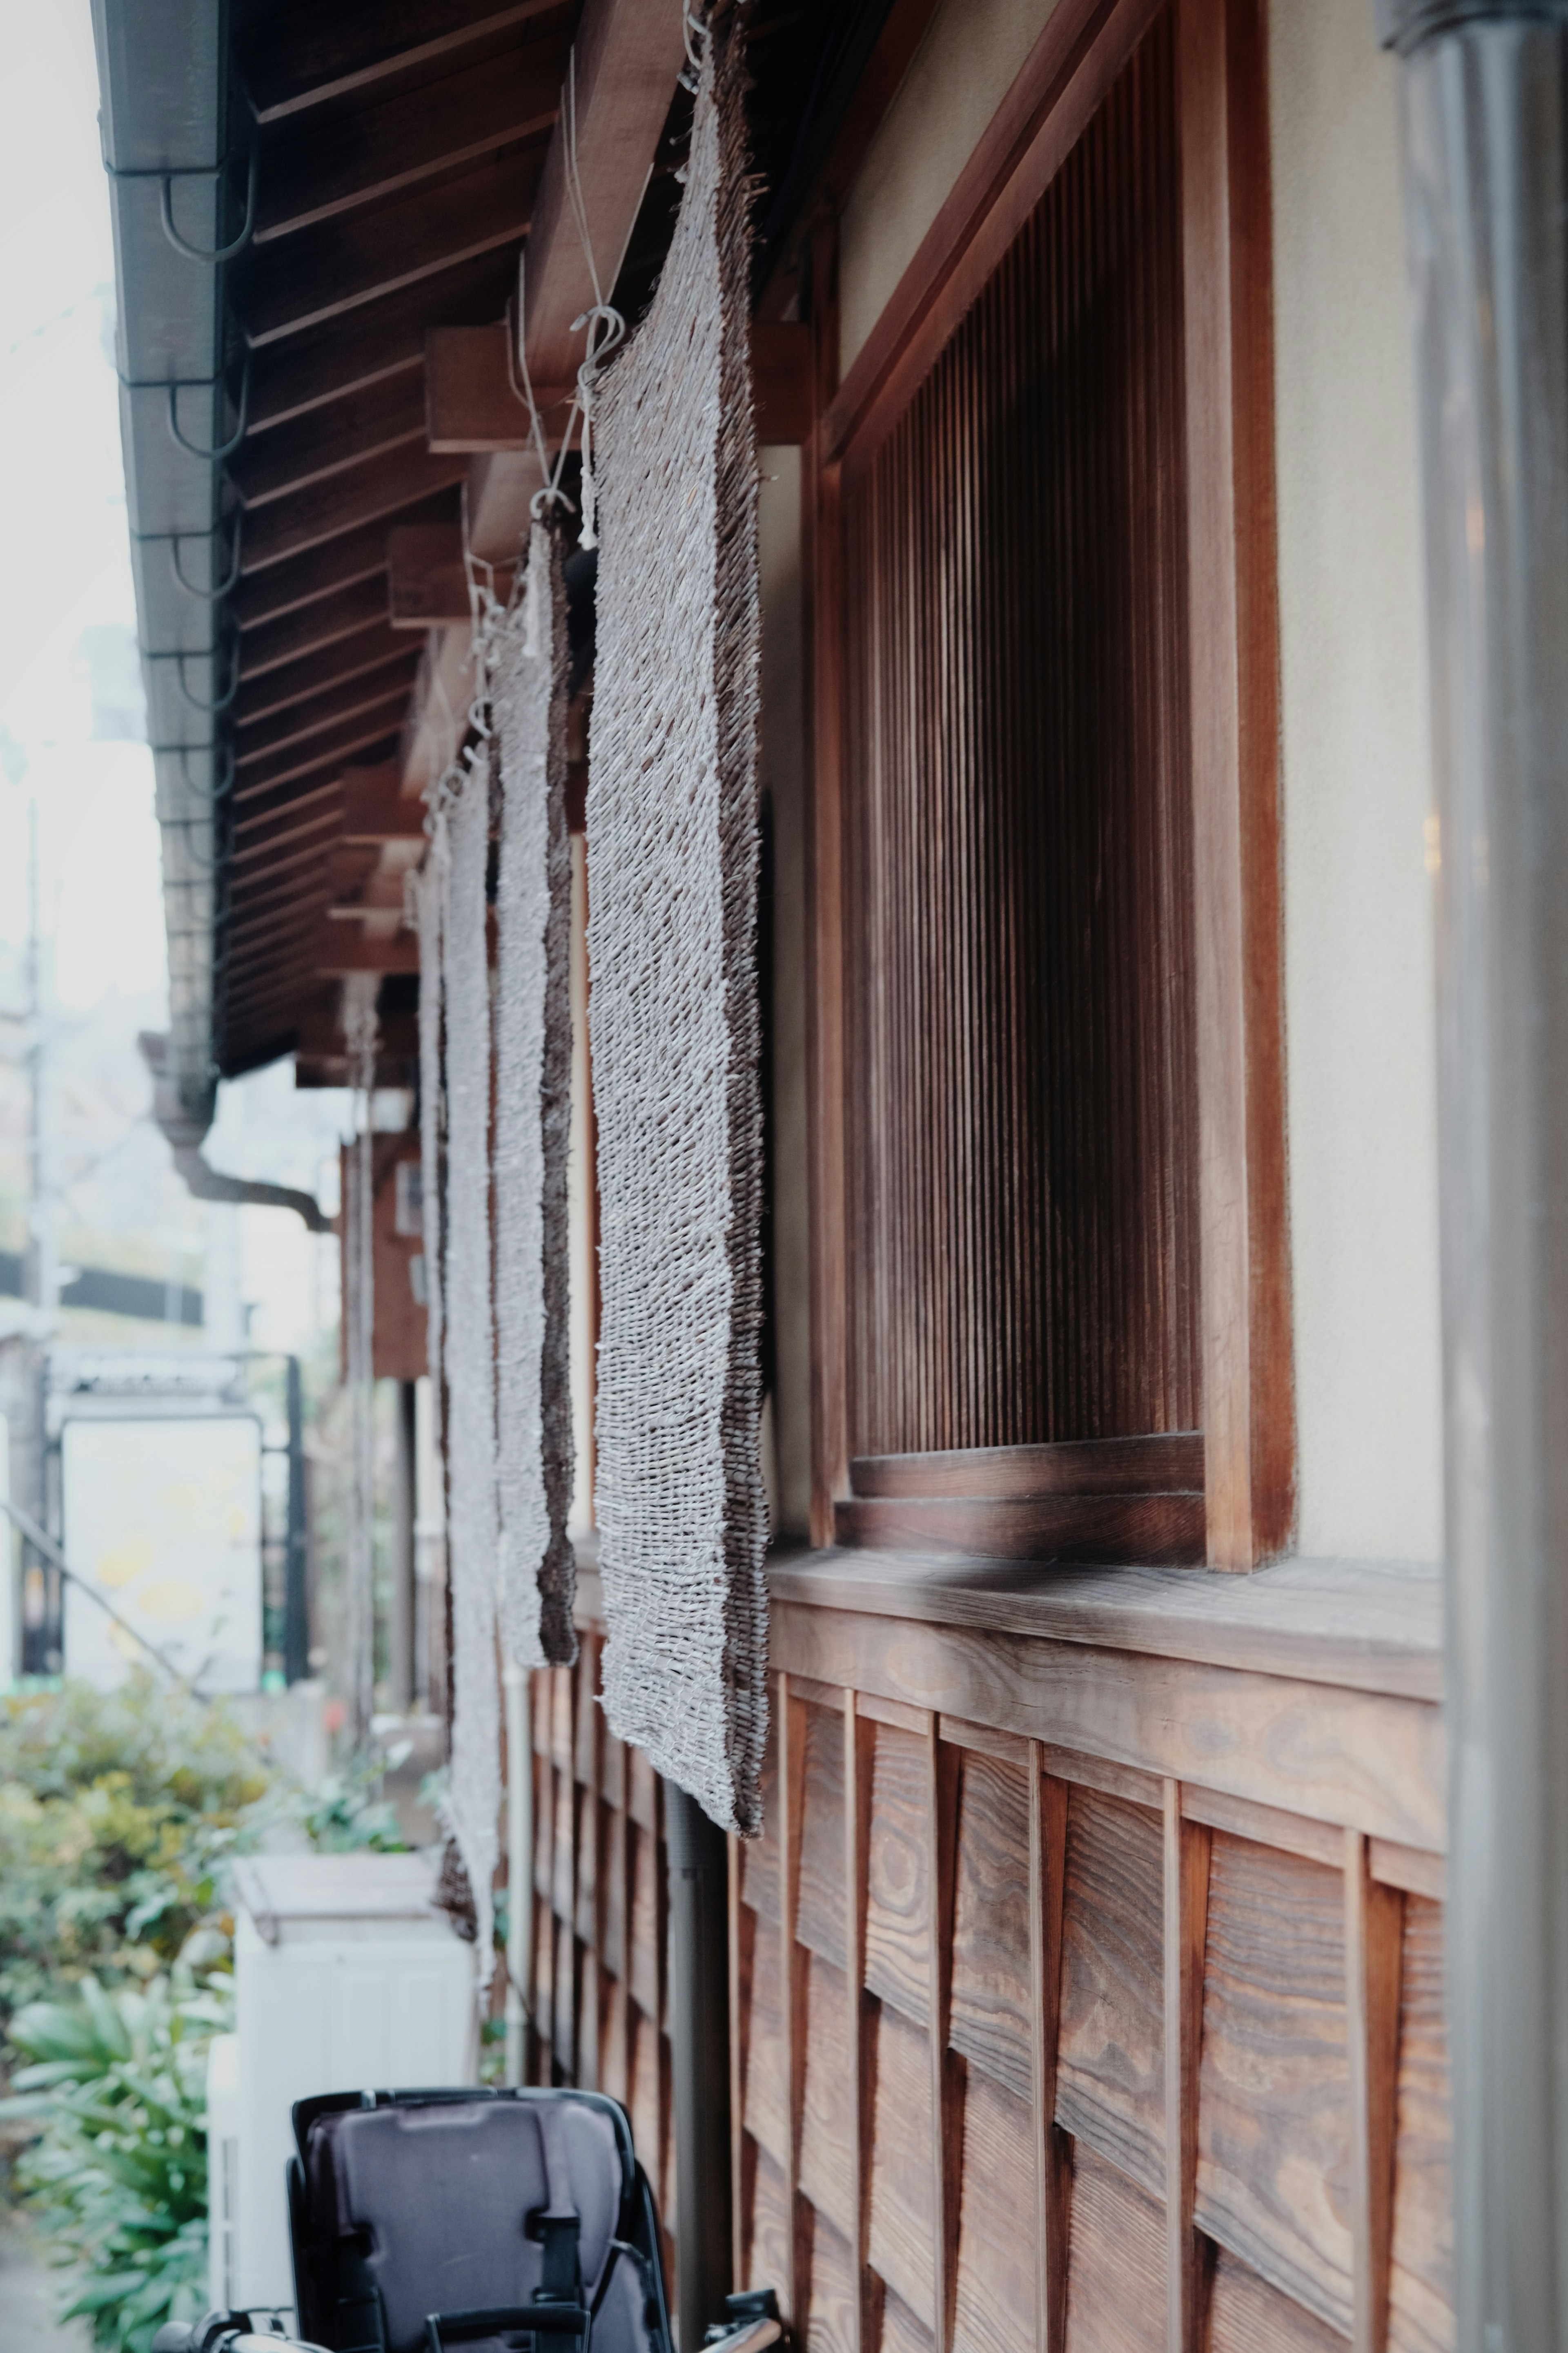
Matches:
[[506, 257, 581, 525], [343, 972, 380, 1753], [560, 47, 626, 551]]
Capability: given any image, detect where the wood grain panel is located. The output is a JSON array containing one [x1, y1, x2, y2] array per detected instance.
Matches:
[[629, 2003, 662, 2199], [949, 1751, 1033, 2103], [804, 2206, 860, 2353], [868, 2000, 937, 2324], [1195, 1833, 1354, 2334], [1061, 2141, 1166, 2353], [851, 1435, 1204, 1499], [747, 2141, 795, 2312], [836, 1493, 1205, 1568], [769, 1604, 1446, 1853], [628, 1821, 662, 2020], [881, 2285, 938, 2353], [865, 1723, 931, 2025], [746, 1726, 783, 1925], [799, 1701, 850, 1968], [842, 8, 1198, 1474], [744, 1899, 790, 2172], [800, 1951, 856, 2236], [628, 1747, 659, 1833], [1055, 1789, 1165, 2198], [553, 1913, 577, 2079], [1387, 1897, 1454, 2353], [951, 2069, 1036, 2353], [1207, 2244, 1350, 2353]]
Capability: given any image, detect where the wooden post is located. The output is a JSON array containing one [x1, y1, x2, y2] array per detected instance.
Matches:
[[924, 1719, 961, 2353], [1177, 0, 1292, 1569], [844, 1690, 874, 2353], [777, 1674, 807, 2325]]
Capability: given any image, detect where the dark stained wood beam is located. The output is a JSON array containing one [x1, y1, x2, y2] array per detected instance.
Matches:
[[231, 375, 427, 511], [235, 491, 458, 629], [425, 317, 815, 450], [235, 623, 413, 729], [388, 522, 516, 626], [239, 575, 392, 680], [233, 709, 411, 802], [245, 0, 564, 124], [255, 41, 565, 242], [236, 664, 421, 769], [248, 254, 514, 435], [342, 764, 430, 841], [241, 445, 470, 574], [314, 923, 420, 977], [517, 0, 688, 388], [232, 775, 343, 837], [238, 156, 535, 347], [231, 825, 347, 883]]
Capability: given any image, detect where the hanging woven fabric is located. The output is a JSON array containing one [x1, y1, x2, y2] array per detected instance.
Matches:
[[415, 815, 448, 1473], [440, 760, 501, 1986], [586, 9, 766, 1837], [492, 519, 577, 1668]]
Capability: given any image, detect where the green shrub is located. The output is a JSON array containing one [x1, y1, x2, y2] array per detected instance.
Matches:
[[0, 1675, 270, 2025], [0, 1969, 230, 2353]]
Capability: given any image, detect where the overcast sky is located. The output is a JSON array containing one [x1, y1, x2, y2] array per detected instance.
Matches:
[[0, 6, 351, 1352]]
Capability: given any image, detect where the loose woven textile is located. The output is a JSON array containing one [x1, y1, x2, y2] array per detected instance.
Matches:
[[492, 521, 577, 1668], [587, 15, 767, 1836], [415, 824, 447, 1471], [441, 763, 500, 1985]]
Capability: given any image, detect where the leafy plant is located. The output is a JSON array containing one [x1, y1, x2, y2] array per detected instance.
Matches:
[[0, 1675, 270, 2025], [0, 1969, 231, 2353]]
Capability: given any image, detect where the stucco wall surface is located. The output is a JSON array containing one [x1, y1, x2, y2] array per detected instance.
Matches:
[[1270, 0, 1443, 1561]]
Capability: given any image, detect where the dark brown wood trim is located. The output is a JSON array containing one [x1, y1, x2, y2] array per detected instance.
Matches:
[[822, 0, 1165, 478], [1164, 1784, 1212, 2351], [834, 1492, 1206, 1568], [1344, 1829, 1402, 2353], [1031, 1761, 1070, 2353], [1178, 0, 1294, 1567], [803, 216, 850, 1548], [851, 1434, 1204, 1501]]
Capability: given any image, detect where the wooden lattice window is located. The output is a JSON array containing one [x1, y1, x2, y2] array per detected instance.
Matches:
[[806, 0, 1292, 1569]]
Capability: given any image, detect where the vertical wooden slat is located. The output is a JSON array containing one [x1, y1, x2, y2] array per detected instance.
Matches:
[[1163, 1780, 1211, 2352], [578, 1637, 602, 2091], [778, 1672, 808, 2324], [804, 213, 849, 1546], [840, 14, 1202, 1473], [1030, 1756, 1070, 2353], [1344, 1828, 1402, 2353], [924, 1718, 961, 2353], [844, 1688, 874, 2353], [1176, 0, 1292, 1567]]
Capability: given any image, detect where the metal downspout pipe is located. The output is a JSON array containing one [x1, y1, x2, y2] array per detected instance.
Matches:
[[1376, 2, 1568, 2343], [665, 1783, 734, 2353]]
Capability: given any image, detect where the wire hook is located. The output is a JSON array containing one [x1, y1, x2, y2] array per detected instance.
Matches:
[[159, 145, 259, 263], [168, 356, 252, 459]]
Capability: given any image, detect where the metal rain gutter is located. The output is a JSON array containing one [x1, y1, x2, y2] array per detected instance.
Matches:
[[1376, 0, 1568, 2343], [91, 0, 244, 1144]]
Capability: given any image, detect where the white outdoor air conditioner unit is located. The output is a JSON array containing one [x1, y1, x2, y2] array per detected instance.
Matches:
[[216, 1850, 476, 2319]]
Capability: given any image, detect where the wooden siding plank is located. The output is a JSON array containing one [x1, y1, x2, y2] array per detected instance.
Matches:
[[867, 2002, 937, 2324], [800, 1951, 856, 2236], [952, 2070, 1036, 2353], [769, 1604, 1446, 1854], [745, 1896, 790, 2172], [800, 1700, 851, 1968], [1062, 2141, 1167, 2353], [1031, 1766, 1070, 2353], [749, 2143, 794, 2305], [949, 1750, 1033, 2104], [780, 1675, 809, 2324], [1208, 2246, 1350, 2353], [865, 1720, 932, 2025], [927, 1725, 962, 2353], [1195, 1833, 1354, 2335], [848, 1694, 875, 2353], [804, 2206, 861, 2353], [1387, 1897, 1454, 2353], [1055, 1789, 1165, 2199]]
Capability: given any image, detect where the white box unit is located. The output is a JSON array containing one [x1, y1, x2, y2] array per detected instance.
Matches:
[[223, 1852, 476, 2316], [206, 2032, 242, 2314]]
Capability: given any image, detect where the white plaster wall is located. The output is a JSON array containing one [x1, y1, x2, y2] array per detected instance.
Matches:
[[1270, 0, 1443, 1561], [839, 0, 1060, 373]]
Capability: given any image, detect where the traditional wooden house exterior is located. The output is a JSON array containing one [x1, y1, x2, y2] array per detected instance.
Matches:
[[95, 0, 1568, 2348]]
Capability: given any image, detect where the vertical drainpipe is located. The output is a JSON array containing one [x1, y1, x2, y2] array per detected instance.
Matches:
[[1376, 3, 1568, 2345], [665, 1782, 733, 2353]]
